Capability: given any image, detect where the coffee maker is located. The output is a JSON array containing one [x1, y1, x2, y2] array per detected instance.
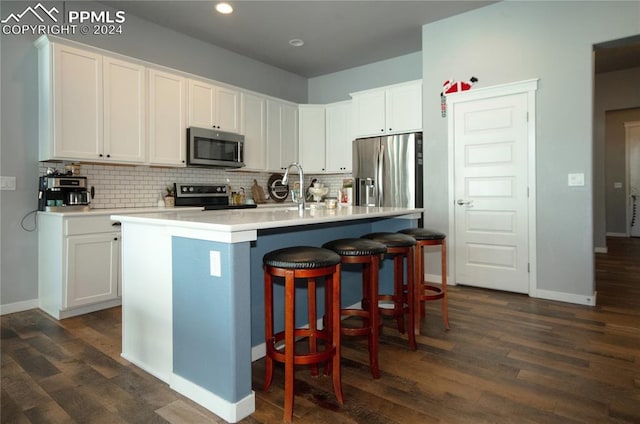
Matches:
[[38, 175, 91, 211]]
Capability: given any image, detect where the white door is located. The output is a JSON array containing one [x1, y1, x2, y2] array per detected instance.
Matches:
[[452, 92, 530, 293], [626, 121, 640, 237]]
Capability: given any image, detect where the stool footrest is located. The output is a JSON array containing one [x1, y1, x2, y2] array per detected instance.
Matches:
[[267, 331, 336, 366]]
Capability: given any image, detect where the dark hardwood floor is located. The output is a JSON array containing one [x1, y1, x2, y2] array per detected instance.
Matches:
[[2, 237, 639, 423]]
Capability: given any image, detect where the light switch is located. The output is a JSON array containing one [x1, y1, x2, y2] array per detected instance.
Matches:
[[614, 182, 623, 189], [568, 173, 585, 187], [210, 250, 221, 277], [0, 176, 16, 190]]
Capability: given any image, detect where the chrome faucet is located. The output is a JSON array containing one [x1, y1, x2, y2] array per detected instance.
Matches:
[[282, 162, 305, 214]]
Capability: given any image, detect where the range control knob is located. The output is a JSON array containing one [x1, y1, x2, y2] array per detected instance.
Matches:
[[181, 187, 188, 193], [189, 187, 194, 192]]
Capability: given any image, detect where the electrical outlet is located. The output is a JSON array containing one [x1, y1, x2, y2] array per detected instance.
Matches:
[[568, 173, 585, 187], [614, 182, 623, 189], [0, 176, 16, 190], [210, 250, 221, 277]]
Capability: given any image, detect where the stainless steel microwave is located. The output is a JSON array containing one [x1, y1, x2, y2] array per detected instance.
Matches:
[[187, 127, 245, 168]]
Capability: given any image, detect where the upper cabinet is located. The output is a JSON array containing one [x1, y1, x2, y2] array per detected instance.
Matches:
[[241, 92, 267, 171], [147, 69, 187, 166], [351, 80, 422, 138], [298, 105, 326, 173], [37, 40, 146, 163], [325, 101, 353, 173], [188, 79, 241, 133], [103, 57, 146, 163], [266, 99, 298, 172]]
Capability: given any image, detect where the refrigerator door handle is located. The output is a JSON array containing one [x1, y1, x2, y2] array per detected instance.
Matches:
[[377, 143, 384, 207]]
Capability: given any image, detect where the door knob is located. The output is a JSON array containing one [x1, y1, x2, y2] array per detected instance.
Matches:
[[456, 199, 473, 206]]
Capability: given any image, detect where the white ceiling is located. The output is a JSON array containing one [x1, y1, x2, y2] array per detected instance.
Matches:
[[102, 1, 639, 78]]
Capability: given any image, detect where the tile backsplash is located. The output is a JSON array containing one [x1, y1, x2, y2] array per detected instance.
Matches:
[[40, 162, 351, 209]]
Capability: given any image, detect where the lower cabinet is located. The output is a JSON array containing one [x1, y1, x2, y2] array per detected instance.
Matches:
[[65, 232, 119, 309], [38, 213, 122, 319]]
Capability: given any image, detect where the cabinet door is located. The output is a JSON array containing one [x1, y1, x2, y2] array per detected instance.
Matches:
[[65, 233, 119, 308], [188, 79, 215, 129], [215, 86, 241, 133], [325, 102, 353, 173], [352, 90, 386, 138], [386, 81, 422, 134], [241, 92, 266, 171], [266, 99, 283, 171], [189, 80, 240, 133], [281, 103, 299, 169], [53, 44, 103, 160], [298, 105, 326, 173], [148, 69, 187, 166], [103, 57, 146, 163]]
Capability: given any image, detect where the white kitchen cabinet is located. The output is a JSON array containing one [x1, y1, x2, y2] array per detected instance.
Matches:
[[38, 213, 122, 319], [103, 56, 146, 163], [351, 80, 422, 138], [65, 232, 119, 308], [240, 92, 267, 171], [36, 38, 146, 163], [266, 99, 298, 172], [325, 101, 353, 173], [148, 69, 187, 166], [298, 105, 326, 173], [188, 79, 241, 133], [38, 41, 103, 161]]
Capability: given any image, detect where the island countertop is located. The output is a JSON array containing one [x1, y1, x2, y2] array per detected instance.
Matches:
[[112, 205, 423, 233]]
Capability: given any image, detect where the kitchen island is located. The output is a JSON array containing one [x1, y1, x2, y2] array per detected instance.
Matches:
[[112, 205, 421, 423]]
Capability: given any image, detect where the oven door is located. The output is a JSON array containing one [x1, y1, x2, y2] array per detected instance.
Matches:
[[187, 127, 245, 168]]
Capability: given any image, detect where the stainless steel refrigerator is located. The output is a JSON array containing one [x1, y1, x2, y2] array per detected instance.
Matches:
[[352, 132, 423, 210]]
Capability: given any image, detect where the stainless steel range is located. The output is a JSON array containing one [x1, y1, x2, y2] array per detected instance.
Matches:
[[173, 183, 257, 210]]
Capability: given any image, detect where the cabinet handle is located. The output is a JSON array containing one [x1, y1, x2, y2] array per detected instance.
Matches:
[[112, 222, 121, 227], [388, 128, 392, 131], [106, 154, 111, 158], [380, 129, 384, 132], [113, 237, 118, 241], [99, 154, 103, 157]]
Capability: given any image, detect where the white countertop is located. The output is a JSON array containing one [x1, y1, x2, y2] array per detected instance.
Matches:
[[112, 205, 423, 232], [38, 206, 203, 216]]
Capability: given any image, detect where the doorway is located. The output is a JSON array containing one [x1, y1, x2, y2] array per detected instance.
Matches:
[[626, 121, 640, 237]]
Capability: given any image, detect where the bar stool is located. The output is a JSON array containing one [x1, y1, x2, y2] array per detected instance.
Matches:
[[263, 246, 344, 423], [322, 238, 387, 379], [398, 228, 449, 332], [361, 232, 417, 351]]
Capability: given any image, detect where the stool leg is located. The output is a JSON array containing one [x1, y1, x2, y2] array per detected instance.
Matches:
[[284, 269, 295, 423], [369, 256, 381, 379], [393, 253, 406, 334], [441, 240, 450, 330], [414, 243, 423, 337], [330, 265, 344, 404], [307, 278, 319, 376], [407, 246, 417, 350], [263, 267, 274, 391]]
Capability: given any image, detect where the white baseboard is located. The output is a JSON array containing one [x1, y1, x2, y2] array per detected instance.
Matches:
[[606, 232, 628, 237], [0, 299, 38, 315], [594, 246, 608, 253], [532, 289, 596, 306], [171, 374, 255, 423]]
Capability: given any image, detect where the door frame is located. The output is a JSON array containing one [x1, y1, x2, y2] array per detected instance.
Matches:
[[447, 79, 538, 295], [625, 120, 640, 236]]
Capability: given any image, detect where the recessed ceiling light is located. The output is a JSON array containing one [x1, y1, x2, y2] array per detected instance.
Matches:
[[215, 2, 233, 14], [289, 38, 304, 47]]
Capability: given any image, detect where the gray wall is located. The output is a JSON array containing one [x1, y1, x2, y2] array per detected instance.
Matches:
[[594, 67, 640, 240], [307, 51, 422, 103], [421, 1, 640, 298], [0, 0, 306, 308]]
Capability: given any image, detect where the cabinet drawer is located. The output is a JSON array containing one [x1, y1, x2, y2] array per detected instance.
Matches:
[[65, 215, 121, 236]]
